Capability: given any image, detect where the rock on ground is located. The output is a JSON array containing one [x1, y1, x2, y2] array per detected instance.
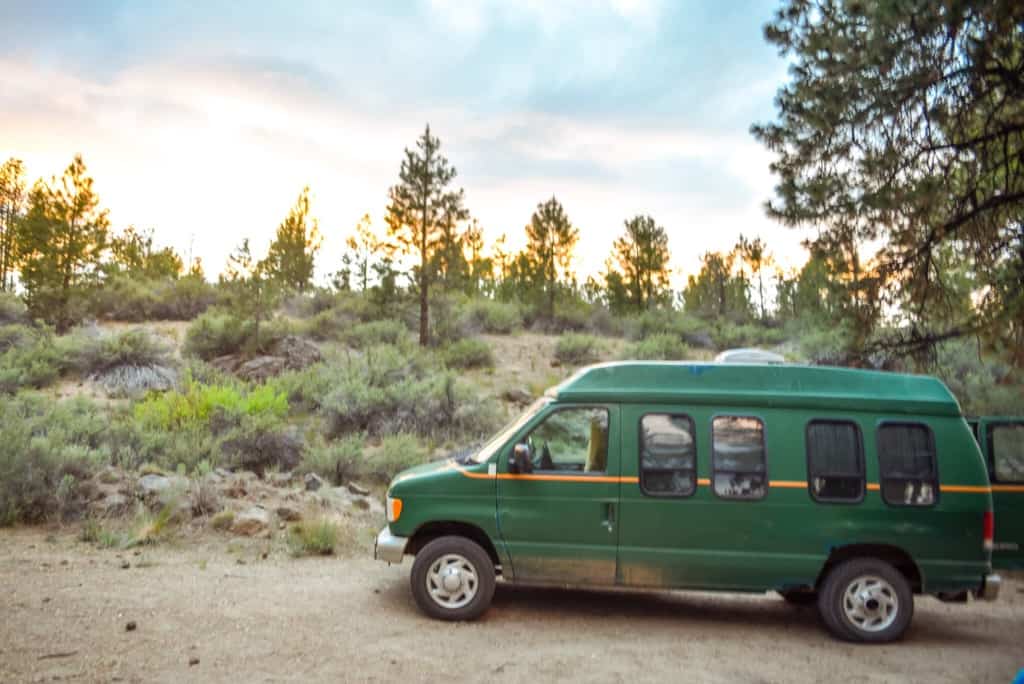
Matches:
[[230, 506, 271, 537]]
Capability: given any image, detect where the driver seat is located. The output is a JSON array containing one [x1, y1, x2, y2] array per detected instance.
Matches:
[[584, 418, 608, 472]]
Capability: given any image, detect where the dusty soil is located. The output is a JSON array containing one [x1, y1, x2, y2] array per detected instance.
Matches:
[[1, 528, 1022, 683]]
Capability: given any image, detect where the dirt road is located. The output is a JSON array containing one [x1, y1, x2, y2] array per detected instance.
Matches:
[[1, 528, 1022, 683]]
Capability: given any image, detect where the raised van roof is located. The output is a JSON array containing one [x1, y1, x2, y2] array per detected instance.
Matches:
[[551, 361, 961, 417]]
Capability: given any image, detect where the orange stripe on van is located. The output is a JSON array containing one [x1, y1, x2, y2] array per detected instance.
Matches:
[[768, 480, 807, 489], [940, 484, 992, 494], [991, 484, 1024, 493], [866, 483, 881, 491]]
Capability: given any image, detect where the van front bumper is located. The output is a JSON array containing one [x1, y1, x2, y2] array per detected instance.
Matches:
[[974, 573, 1002, 602], [374, 527, 408, 564]]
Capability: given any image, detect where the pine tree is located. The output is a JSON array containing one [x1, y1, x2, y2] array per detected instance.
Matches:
[[385, 124, 466, 346], [264, 186, 321, 292], [752, 0, 1024, 362], [17, 155, 109, 331], [736, 234, 772, 320], [108, 226, 183, 279], [0, 158, 27, 292], [611, 214, 671, 312], [524, 196, 579, 319]]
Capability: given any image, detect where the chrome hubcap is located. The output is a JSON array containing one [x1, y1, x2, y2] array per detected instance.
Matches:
[[426, 554, 478, 609], [842, 575, 898, 633]]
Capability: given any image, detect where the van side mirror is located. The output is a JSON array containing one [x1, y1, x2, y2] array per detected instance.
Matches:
[[510, 443, 533, 474]]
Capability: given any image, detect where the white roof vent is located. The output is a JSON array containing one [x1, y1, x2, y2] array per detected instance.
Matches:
[[714, 348, 786, 364]]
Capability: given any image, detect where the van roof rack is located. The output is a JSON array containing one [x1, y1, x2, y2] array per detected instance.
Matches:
[[714, 348, 786, 364]]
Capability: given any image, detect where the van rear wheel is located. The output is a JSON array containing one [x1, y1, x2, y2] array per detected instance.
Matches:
[[410, 535, 495, 621], [817, 558, 913, 643]]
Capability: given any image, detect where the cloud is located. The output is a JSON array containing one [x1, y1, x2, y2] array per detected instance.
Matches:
[[0, 0, 805, 285]]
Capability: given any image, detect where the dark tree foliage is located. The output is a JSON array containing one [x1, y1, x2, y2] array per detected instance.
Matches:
[[0, 158, 27, 292], [752, 0, 1024, 364], [611, 214, 672, 312], [524, 196, 579, 319]]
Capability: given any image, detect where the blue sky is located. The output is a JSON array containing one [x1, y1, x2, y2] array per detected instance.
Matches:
[[0, 0, 805, 282]]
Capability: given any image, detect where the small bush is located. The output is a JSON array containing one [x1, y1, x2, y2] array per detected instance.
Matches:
[[189, 479, 221, 517], [219, 414, 303, 475], [344, 319, 410, 349], [88, 275, 218, 322], [64, 328, 174, 376], [0, 292, 29, 325], [624, 333, 691, 361], [459, 298, 523, 334], [287, 518, 340, 556], [370, 433, 428, 482], [183, 311, 253, 360], [302, 434, 365, 484], [0, 324, 35, 352], [442, 338, 494, 370], [554, 333, 603, 366], [134, 379, 288, 431], [0, 395, 110, 524], [210, 510, 235, 531], [0, 332, 62, 393]]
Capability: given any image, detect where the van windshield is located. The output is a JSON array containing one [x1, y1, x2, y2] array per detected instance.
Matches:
[[468, 397, 551, 464]]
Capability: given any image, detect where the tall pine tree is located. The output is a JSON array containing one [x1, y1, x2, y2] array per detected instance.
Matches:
[[0, 158, 26, 292], [611, 214, 671, 312], [17, 155, 109, 331], [524, 196, 579, 319], [264, 186, 321, 292], [385, 124, 466, 346]]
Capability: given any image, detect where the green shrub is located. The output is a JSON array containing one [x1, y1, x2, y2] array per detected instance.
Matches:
[[88, 275, 218, 322], [554, 333, 603, 366], [621, 309, 709, 343], [344, 319, 410, 349], [442, 338, 494, 370], [624, 333, 691, 361], [210, 510, 235, 531], [287, 518, 340, 556], [371, 433, 428, 482], [459, 298, 523, 334], [0, 323, 35, 352], [63, 328, 173, 376], [302, 434, 365, 484], [0, 395, 110, 524], [183, 311, 254, 360], [0, 292, 28, 325], [134, 379, 288, 431], [0, 332, 63, 393]]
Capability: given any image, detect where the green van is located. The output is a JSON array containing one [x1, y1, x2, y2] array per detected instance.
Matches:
[[374, 362, 1000, 643], [968, 417, 1024, 569]]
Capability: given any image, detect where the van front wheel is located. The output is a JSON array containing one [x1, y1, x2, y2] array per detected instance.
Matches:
[[410, 536, 496, 621], [817, 558, 913, 643]]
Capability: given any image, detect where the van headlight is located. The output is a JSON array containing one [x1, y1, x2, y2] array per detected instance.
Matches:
[[386, 496, 403, 523]]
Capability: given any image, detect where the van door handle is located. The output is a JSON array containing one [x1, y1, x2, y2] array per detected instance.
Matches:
[[602, 502, 615, 532]]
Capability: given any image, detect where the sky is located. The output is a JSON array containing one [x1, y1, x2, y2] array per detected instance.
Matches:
[[0, 0, 808, 286]]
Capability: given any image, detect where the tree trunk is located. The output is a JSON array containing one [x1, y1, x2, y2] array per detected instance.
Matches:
[[419, 214, 429, 347]]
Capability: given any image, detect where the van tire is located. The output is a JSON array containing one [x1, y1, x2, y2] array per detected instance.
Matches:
[[817, 558, 913, 643], [410, 535, 495, 621]]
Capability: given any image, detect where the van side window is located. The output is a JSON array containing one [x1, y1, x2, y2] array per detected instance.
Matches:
[[877, 423, 938, 506], [806, 420, 864, 503], [990, 423, 1024, 483], [712, 416, 766, 500], [639, 414, 696, 497], [525, 407, 610, 473]]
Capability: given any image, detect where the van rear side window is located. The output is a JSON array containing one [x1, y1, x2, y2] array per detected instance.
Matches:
[[639, 414, 696, 497], [990, 423, 1024, 483], [806, 420, 864, 503], [712, 416, 766, 500], [877, 423, 938, 506]]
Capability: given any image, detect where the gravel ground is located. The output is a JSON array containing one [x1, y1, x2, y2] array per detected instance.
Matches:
[[1, 528, 1022, 683]]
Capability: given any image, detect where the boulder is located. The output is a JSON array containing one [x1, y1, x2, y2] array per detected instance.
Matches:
[[266, 471, 294, 488], [230, 506, 270, 536], [502, 388, 533, 404], [304, 473, 324, 492], [269, 335, 321, 370], [346, 481, 370, 497], [683, 331, 715, 350], [137, 474, 187, 499], [89, 492, 131, 517], [235, 356, 288, 383], [275, 505, 302, 522]]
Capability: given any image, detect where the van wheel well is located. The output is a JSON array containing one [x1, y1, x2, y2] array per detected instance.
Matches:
[[405, 522, 500, 569], [816, 544, 923, 593]]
